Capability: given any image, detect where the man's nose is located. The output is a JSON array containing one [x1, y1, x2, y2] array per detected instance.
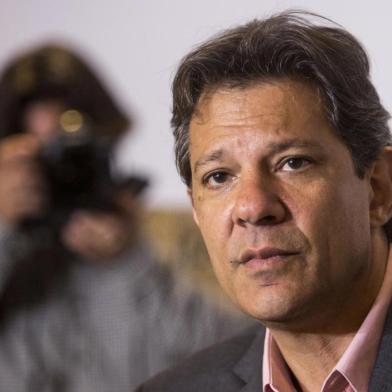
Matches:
[[232, 174, 287, 227]]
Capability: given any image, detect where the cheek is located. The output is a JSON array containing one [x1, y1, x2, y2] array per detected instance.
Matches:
[[320, 180, 369, 241], [293, 179, 371, 279], [194, 197, 235, 287], [289, 174, 368, 236], [200, 226, 233, 296], [194, 190, 234, 243], [327, 182, 371, 263]]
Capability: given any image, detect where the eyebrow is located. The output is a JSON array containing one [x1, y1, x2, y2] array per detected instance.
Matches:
[[193, 139, 325, 174], [267, 139, 325, 154], [194, 149, 225, 174]]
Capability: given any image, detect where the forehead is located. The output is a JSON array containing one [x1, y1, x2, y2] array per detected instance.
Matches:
[[192, 79, 324, 127], [189, 80, 332, 156]]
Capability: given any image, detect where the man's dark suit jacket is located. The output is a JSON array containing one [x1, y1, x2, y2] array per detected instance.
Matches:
[[136, 306, 392, 391]]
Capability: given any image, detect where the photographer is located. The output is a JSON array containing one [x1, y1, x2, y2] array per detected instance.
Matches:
[[0, 107, 135, 263], [0, 45, 249, 392], [0, 44, 133, 267]]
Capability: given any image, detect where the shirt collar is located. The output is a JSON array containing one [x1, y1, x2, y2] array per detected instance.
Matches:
[[263, 248, 392, 392]]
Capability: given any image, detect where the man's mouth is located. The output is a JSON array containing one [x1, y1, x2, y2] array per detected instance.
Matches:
[[232, 247, 301, 268]]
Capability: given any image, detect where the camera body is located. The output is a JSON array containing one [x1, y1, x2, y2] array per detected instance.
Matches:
[[40, 130, 114, 225], [18, 109, 148, 246], [20, 112, 115, 239]]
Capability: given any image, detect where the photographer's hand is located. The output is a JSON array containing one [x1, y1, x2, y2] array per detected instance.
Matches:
[[61, 210, 133, 262], [0, 134, 46, 226]]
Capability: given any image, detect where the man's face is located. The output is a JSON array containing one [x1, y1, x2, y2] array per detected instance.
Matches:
[[189, 80, 375, 327]]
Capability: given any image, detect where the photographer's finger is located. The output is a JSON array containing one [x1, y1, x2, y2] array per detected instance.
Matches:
[[0, 190, 46, 226], [0, 134, 40, 163], [0, 163, 45, 221], [61, 212, 128, 260]]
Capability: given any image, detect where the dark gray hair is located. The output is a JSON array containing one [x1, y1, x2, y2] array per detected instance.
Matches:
[[171, 10, 392, 238]]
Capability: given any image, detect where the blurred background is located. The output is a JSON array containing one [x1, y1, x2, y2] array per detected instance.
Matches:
[[0, 0, 390, 209]]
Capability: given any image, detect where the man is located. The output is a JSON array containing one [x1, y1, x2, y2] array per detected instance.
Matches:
[[137, 10, 392, 392]]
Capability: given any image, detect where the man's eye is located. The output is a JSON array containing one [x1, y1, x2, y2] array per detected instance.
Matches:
[[204, 171, 230, 187], [280, 157, 312, 171]]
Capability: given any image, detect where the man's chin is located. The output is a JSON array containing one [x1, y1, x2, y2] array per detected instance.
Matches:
[[235, 293, 310, 328]]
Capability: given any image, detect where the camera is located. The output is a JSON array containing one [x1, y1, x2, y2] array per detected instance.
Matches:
[[20, 110, 147, 239], [41, 111, 113, 222]]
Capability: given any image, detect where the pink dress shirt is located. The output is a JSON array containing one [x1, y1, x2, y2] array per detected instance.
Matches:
[[262, 250, 392, 392]]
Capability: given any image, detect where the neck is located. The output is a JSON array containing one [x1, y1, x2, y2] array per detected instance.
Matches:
[[271, 330, 354, 391], [269, 232, 389, 391]]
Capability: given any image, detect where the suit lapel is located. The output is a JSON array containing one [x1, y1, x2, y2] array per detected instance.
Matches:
[[233, 326, 266, 391], [369, 304, 392, 392]]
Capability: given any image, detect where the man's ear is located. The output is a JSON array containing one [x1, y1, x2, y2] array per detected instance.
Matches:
[[187, 187, 199, 226], [369, 147, 392, 228]]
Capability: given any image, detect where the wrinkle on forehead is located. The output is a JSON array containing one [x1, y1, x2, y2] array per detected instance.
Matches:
[[191, 80, 324, 131]]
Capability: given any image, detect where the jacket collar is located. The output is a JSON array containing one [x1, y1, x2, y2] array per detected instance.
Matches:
[[369, 304, 392, 391], [233, 325, 266, 391]]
